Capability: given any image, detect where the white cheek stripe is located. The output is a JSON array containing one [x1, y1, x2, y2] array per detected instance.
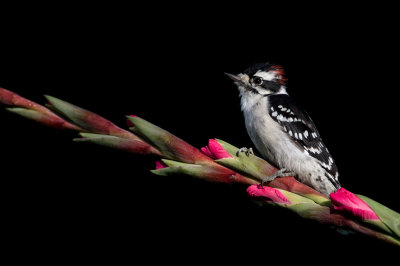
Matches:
[[254, 70, 277, 81]]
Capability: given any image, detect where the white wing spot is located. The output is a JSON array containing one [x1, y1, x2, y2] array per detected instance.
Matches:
[[320, 159, 333, 170], [294, 132, 298, 139], [307, 147, 322, 154], [278, 105, 283, 109], [288, 117, 293, 122], [321, 162, 332, 170], [289, 130, 293, 136], [304, 130, 309, 138], [281, 107, 287, 111], [272, 111, 278, 117], [278, 114, 288, 122], [298, 133, 303, 140]]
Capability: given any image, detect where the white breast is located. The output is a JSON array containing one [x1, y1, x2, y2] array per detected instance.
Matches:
[[241, 94, 299, 166], [240, 92, 335, 194]]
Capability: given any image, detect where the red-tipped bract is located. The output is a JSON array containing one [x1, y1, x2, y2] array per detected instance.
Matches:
[[201, 139, 233, 159], [247, 185, 291, 204], [330, 188, 379, 221]]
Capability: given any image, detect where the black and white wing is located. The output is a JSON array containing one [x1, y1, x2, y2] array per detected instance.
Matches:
[[268, 94, 340, 187]]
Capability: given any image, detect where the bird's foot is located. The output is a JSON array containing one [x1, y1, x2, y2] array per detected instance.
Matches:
[[236, 147, 254, 157], [261, 168, 296, 186]]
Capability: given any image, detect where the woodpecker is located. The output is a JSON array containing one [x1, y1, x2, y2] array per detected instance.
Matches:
[[225, 62, 340, 196]]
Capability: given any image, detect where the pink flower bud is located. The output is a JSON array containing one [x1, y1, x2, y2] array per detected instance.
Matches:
[[0, 87, 53, 114], [1, 88, 83, 131], [330, 188, 379, 221], [200, 146, 214, 158], [0, 88, 35, 108], [126, 115, 138, 127], [201, 139, 233, 159], [247, 184, 291, 204], [155, 160, 168, 169]]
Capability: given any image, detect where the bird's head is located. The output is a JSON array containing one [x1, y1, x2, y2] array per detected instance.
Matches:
[[226, 62, 288, 96]]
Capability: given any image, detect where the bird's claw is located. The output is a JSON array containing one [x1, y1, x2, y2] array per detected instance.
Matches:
[[261, 168, 296, 186], [236, 147, 254, 157]]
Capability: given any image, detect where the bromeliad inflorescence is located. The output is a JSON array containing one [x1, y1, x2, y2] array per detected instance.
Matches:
[[1, 87, 399, 247]]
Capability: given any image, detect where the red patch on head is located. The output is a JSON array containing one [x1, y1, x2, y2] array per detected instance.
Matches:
[[271, 65, 287, 85]]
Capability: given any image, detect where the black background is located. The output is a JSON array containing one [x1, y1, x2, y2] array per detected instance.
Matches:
[[1, 5, 400, 262]]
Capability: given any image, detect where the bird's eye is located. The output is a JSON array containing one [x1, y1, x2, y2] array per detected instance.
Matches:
[[252, 77, 263, 85]]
